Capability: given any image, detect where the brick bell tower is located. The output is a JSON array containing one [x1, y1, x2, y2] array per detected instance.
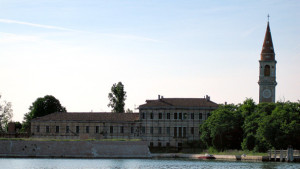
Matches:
[[258, 16, 277, 103]]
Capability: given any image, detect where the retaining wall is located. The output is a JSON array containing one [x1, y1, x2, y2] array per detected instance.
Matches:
[[0, 140, 151, 158]]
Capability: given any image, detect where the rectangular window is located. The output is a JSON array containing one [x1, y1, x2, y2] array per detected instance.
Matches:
[[150, 127, 153, 134], [142, 126, 145, 134], [174, 127, 177, 137], [86, 126, 89, 133], [183, 127, 186, 138], [158, 142, 162, 147], [142, 113, 145, 119], [166, 142, 170, 147], [166, 127, 170, 134], [46, 126, 50, 133], [150, 142, 153, 147], [199, 113, 203, 120], [184, 113, 187, 119], [150, 113, 154, 119], [110, 126, 113, 133], [167, 113, 170, 119], [66, 126, 70, 133], [131, 127, 134, 134], [55, 126, 59, 133], [207, 113, 211, 118], [179, 127, 182, 137], [36, 125, 40, 133], [120, 126, 124, 133], [158, 127, 162, 134], [159, 113, 162, 119], [76, 126, 79, 133], [179, 113, 182, 120], [174, 113, 177, 119], [191, 113, 194, 119], [95, 126, 99, 133], [191, 127, 194, 135]]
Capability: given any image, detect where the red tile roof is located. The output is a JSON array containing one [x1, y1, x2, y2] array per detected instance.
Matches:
[[31, 112, 140, 122], [139, 98, 218, 109]]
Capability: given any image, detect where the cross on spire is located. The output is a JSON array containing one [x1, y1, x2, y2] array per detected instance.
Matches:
[[267, 14, 270, 22]]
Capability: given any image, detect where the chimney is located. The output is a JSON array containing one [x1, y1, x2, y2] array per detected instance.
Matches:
[[205, 95, 210, 101], [161, 96, 164, 99], [158, 95, 160, 100], [225, 102, 227, 105]]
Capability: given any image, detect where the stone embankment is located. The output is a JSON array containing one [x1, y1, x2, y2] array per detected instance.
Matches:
[[152, 153, 264, 161], [0, 140, 151, 158]]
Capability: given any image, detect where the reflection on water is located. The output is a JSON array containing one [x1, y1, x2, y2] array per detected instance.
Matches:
[[0, 158, 299, 169]]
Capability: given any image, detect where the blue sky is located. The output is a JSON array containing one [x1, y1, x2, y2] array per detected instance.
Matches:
[[0, 0, 299, 122]]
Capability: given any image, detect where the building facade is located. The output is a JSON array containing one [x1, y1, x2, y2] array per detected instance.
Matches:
[[31, 96, 218, 148], [258, 21, 277, 103]]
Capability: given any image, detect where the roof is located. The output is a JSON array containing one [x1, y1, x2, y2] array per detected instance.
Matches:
[[31, 112, 140, 122], [139, 97, 218, 109], [261, 21, 275, 61]]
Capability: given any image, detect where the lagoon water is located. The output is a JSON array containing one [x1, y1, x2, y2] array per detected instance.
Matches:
[[0, 158, 300, 169]]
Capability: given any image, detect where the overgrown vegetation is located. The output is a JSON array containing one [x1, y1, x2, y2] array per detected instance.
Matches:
[[199, 99, 300, 152]]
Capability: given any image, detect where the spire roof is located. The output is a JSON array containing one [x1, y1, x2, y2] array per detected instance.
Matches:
[[261, 21, 275, 54]]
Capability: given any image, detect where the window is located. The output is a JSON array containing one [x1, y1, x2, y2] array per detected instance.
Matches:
[[166, 142, 170, 147], [76, 126, 79, 133], [66, 126, 70, 133], [191, 113, 194, 119], [36, 126, 40, 133], [158, 142, 162, 147], [150, 127, 153, 134], [183, 127, 186, 138], [142, 126, 145, 134], [150, 113, 154, 119], [207, 113, 211, 118], [142, 113, 145, 119], [95, 126, 99, 133], [86, 126, 89, 133], [199, 113, 203, 120], [179, 127, 182, 137], [174, 113, 177, 119], [179, 113, 182, 120], [46, 126, 50, 133], [159, 113, 162, 119], [55, 126, 60, 133], [191, 127, 194, 135], [264, 65, 270, 76], [150, 142, 153, 147], [174, 127, 177, 137], [158, 127, 162, 134], [110, 126, 113, 133], [166, 127, 170, 134], [131, 127, 134, 134], [120, 126, 124, 133], [167, 113, 170, 119], [184, 113, 187, 119]]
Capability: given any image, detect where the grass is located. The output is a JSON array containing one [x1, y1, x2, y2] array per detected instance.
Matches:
[[0, 138, 141, 142]]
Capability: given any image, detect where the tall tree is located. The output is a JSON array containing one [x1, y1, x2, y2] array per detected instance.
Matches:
[[0, 95, 13, 132], [108, 82, 127, 113], [22, 95, 66, 131]]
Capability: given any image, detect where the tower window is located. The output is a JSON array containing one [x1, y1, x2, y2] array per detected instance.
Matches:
[[264, 65, 270, 76]]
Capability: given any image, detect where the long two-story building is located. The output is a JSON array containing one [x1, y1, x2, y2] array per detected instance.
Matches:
[[31, 95, 218, 147]]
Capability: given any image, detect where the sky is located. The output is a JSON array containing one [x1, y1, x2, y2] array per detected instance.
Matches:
[[0, 0, 299, 122]]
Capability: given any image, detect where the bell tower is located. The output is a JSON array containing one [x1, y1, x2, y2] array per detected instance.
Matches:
[[258, 16, 277, 103]]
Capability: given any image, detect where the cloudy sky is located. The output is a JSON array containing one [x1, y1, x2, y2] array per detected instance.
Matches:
[[0, 0, 299, 122]]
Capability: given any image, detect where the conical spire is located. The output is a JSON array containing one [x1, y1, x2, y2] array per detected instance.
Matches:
[[261, 21, 275, 60]]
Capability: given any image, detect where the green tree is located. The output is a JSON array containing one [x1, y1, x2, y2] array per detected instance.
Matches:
[[0, 95, 13, 132], [22, 95, 66, 131], [108, 82, 127, 113], [199, 104, 243, 151]]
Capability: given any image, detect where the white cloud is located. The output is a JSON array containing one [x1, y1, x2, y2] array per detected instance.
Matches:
[[0, 19, 80, 32], [0, 32, 40, 43]]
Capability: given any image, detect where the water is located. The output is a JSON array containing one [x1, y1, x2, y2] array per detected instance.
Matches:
[[0, 158, 299, 169]]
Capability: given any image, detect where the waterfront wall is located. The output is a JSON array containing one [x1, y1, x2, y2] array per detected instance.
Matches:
[[0, 140, 151, 158]]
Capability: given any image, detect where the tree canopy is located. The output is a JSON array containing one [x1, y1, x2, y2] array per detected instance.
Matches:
[[0, 95, 13, 132], [199, 98, 300, 152], [108, 82, 127, 113], [22, 95, 66, 131]]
